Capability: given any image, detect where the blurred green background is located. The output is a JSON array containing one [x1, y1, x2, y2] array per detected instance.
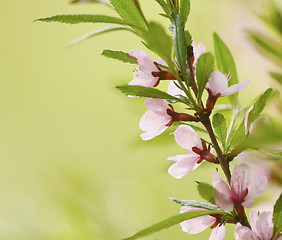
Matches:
[[0, 0, 278, 239]]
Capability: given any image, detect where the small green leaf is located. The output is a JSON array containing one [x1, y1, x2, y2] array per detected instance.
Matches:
[[102, 50, 136, 64], [270, 72, 282, 85], [273, 193, 282, 235], [184, 30, 192, 46], [122, 210, 226, 240], [67, 26, 132, 47], [180, 0, 190, 25], [171, 12, 187, 81], [144, 22, 172, 65], [213, 33, 238, 106], [35, 14, 133, 26], [155, 0, 171, 16], [110, 0, 146, 29], [170, 198, 218, 210], [196, 182, 217, 204], [116, 85, 188, 104], [196, 52, 214, 100], [247, 88, 273, 125], [212, 113, 227, 151]]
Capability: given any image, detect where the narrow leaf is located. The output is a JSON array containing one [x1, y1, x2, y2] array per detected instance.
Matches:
[[122, 210, 226, 240], [196, 52, 214, 100], [212, 113, 227, 151], [144, 22, 172, 65], [102, 50, 136, 64], [171, 12, 187, 81], [273, 193, 282, 234], [170, 198, 218, 210], [180, 0, 190, 25], [155, 0, 171, 16], [110, 0, 146, 29], [116, 85, 188, 104], [270, 72, 282, 85], [213, 33, 238, 106], [184, 30, 192, 46], [67, 26, 131, 47], [197, 182, 217, 204], [35, 14, 134, 26]]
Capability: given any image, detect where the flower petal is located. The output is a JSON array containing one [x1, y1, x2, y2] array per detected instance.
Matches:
[[250, 209, 273, 240], [220, 79, 250, 97], [205, 71, 229, 96], [209, 225, 225, 240], [231, 164, 250, 199], [235, 223, 258, 240], [129, 67, 158, 87], [174, 125, 203, 152], [144, 98, 170, 116], [140, 126, 168, 141], [244, 106, 253, 135], [128, 50, 158, 73], [180, 206, 216, 234], [167, 80, 185, 96], [168, 154, 201, 179]]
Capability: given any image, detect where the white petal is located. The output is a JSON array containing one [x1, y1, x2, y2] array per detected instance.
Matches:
[[250, 210, 273, 240], [235, 223, 259, 240], [129, 67, 158, 87], [220, 79, 250, 97], [144, 98, 170, 116], [205, 71, 229, 96], [209, 225, 225, 240], [180, 207, 216, 234], [168, 154, 201, 179], [156, 58, 167, 67], [167, 80, 185, 96], [128, 50, 158, 74], [174, 125, 203, 152], [140, 127, 168, 141], [139, 110, 171, 132], [231, 164, 250, 198]]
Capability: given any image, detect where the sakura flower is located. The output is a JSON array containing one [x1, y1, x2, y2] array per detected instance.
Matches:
[[205, 71, 250, 112], [212, 164, 268, 211], [180, 206, 225, 240], [235, 209, 282, 240], [191, 40, 206, 69], [168, 125, 216, 179], [139, 99, 197, 141], [128, 50, 174, 87]]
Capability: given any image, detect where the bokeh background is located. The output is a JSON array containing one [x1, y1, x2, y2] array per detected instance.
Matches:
[[0, 0, 280, 239]]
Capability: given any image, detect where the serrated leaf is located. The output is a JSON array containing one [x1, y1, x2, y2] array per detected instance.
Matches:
[[35, 14, 134, 26], [110, 0, 146, 31], [180, 0, 190, 25], [144, 22, 172, 66], [212, 113, 227, 151], [197, 182, 217, 204], [67, 26, 131, 47], [171, 12, 187, 81], [273, 193, 282, 235], [248, 88, 273, 124], [122, 210, 226, 240], [170, 198, 218, 210], [196, 52, 214, 100], [102, 50, 136, 64], [184, 30, 192, 46], [155, 0, 171, 16], [213, 33, 238, 106], [116, 85, 188, 104]]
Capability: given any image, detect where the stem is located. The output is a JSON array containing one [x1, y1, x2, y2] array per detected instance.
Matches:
[[201, 114, 231, 183]]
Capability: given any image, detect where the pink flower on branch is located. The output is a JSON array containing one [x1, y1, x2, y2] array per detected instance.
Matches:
[[205, 71, 250, 112], [212, 164, 268, 211], [235, 209, 282, 240], [128, 50, 175, 87], [139, 99, 198, 141], [180, 207, 225, 240], [168, 125, 216, 179], [191, 40, 206, 70]]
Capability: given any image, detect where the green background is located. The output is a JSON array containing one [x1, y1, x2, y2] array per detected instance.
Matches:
[[0, 0, 276, 239]]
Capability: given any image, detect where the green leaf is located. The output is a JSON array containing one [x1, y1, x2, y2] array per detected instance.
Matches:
[[35, 14, 134, 26], [67, 26, 132, 47], [170, 198, 218, 210], [110, 0, 146, 29], [116, 85, 188, 104], [196, 52, 215, 100], [171, 12, 187, 81], [180, 0, 190, 25], [122, 210, 226, 240], [273, 193, 282, 235], [212, 113, 227, 151], [102, 50, 136, 64], [229, 119, 245, 149], [213, 33, 238, 106], [155, 0, 171, 16], [144, 22, 172, 65], [270, 72, 282, 85], [196, 182, 217, 204], [184, 30, 192, 46], [247, 88, 273, 125]]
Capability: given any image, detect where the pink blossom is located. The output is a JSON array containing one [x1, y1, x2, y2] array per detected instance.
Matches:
[[205, 71, 250, 97], [139, 98, 173, 140], [167, 80, 186, 96], [235, 209, 282, 240], [180, 206, 225, 240], [191, 40, 206, 69], [212, 164, 268, 211], [168, 125, 215, 179]]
